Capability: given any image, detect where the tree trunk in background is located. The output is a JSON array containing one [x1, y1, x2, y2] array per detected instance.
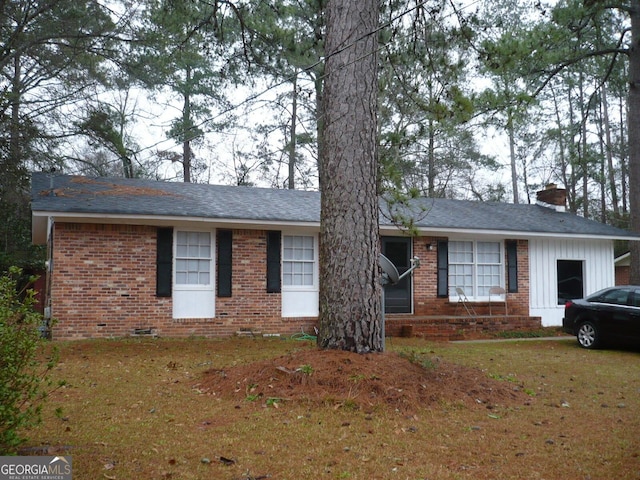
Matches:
[[507, 110, 519, 204], [5, 54, 22, 205], [601, 84, 619, 220], [288, 75, 298, 189], [628, 0, 640, 284], [183, 66, 192, 183], [317, 0, 382, 353], [579, 70, 590, 219]]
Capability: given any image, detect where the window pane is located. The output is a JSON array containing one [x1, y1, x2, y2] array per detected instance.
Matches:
[[200, 259, 210, 274], [449, 241, 473, 263], [175, 231, 212, 285], [449, 263, 473, 296], [477, 265, 500, 296], [448, 241, 502, 298], [283, 235, 315, 287], [477, 242, 500, 264]]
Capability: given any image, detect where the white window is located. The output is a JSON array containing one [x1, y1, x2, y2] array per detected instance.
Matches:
[[281, 233, 318, 317], [449, 240, 502, 298], [175, 231, 212, 286], [283, 235, 315, 287]]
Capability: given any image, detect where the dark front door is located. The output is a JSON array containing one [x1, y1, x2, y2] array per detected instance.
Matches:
[[382, 237, 412, 313]]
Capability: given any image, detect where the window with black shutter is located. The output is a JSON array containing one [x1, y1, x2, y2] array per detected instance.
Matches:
[[266, 231, 281, 293], [506, 240, 518, 293], [436, 240, 448, 297], [217, 230, 232, 297], [156, 227, 173, 297]]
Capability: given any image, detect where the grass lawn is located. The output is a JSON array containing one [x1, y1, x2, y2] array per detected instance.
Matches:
[[25, 335, 640, 479]]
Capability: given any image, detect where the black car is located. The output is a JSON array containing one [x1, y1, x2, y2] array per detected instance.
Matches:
[[562, 286, 640, 349]]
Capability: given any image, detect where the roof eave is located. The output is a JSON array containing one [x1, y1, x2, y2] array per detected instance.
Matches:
[[410, 226, 640, 241], [33, 210, 639, 243], [31, 210, 322, 237]]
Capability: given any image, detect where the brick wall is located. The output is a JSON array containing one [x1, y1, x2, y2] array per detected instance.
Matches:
[[49, 223, 536, 340], [212, 229, 316, 336], [615, 265, 630, 285], [387, 237, 540, 339], [385, 314, 541, 340], [412, 237, 530, 317], [51, 223, 170, 339], [50, 223, 315, 340]]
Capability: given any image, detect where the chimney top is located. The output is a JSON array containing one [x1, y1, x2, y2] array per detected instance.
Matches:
[[536, 184, 566, 212]]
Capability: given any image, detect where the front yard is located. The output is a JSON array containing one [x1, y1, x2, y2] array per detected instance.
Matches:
[[25, 336, 640, 479]]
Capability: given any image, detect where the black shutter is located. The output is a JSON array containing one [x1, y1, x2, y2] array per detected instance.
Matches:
[[217, 230, 232, 297], [436, 240, 448, 298], [266, 231, 281, 293], [506, 240, 518, 293], [156, 227, 173, 297]]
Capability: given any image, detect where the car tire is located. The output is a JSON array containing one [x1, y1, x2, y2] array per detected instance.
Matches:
[[577, 320, 600, 349]]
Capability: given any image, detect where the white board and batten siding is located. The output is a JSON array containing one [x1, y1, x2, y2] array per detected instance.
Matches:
[[529, 238, 615, 326]]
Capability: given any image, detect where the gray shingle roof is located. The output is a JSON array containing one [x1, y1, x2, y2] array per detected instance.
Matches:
[[30, 173, 637, 239]]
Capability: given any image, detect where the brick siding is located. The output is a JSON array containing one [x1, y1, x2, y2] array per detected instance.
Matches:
[[51, 223, 169, 339], [615, 266, 630, 285], [48, 223, 538, 340], [412, 237, 531, 317]]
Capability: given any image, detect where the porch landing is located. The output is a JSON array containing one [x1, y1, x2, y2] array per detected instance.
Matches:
[[385, 314, 542, 341]]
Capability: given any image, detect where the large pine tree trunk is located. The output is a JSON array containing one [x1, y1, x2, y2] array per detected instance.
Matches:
[[629, 0, 640, 284], [317, 0, 382, 353]]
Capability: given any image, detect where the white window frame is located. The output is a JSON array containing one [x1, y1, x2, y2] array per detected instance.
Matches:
[[282, 234, 318, 291], [448, 239, 503, 300], [173, 229, 214, 292]]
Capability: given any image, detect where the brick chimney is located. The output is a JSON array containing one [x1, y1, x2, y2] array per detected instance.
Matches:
[[536, 184, 566, 212]]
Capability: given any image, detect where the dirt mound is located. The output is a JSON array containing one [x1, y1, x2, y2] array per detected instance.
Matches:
[[199, 347, 532, 412]]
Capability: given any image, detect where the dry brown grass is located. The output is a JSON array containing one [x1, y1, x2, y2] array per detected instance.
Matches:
[[25, 336, 640, 480]]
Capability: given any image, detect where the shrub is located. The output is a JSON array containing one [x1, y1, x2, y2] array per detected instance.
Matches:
[[0, 267, 60, 454]]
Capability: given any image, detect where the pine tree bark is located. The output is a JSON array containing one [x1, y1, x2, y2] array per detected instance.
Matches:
[[317, 0, 382, 353]]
